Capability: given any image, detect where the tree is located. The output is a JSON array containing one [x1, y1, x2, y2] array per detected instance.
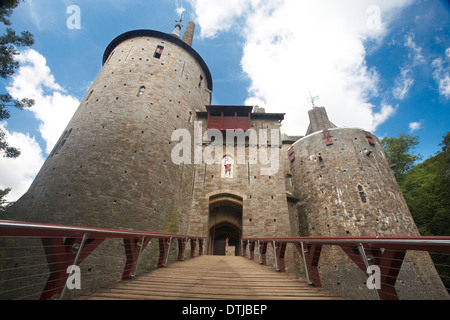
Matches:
[[398, 132, 450, 236], [399, 132, 450, 290], [380, 133, 422, 183], [0, 0, 35, 158], [439, 131, 450, 182], [0, 187, 12, 214]]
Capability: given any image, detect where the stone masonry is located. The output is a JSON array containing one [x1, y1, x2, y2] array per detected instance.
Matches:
[[1, 23, 448, 300]]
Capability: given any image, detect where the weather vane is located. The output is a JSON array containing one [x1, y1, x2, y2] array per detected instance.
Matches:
[[307, 91, 319, 108], [176, 10, 185, 28]]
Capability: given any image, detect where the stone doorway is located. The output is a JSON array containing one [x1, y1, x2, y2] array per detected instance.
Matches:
[[208, 193, 243, 256]]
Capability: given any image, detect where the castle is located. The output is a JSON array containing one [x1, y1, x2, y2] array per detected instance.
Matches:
[[3, 19, 448, 300]]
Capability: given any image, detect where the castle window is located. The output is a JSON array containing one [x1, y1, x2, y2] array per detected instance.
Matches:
[[86, 90, 93, 102], [323, 131, 333, 146], [199, 75, 203, 88], [364, 131, 376, 146], [50, 128, 73, 157], [154, 45, 164, 59], [137, 86, 146, 97], [221, 155, 234, 178], [358, 185, 367, 203]]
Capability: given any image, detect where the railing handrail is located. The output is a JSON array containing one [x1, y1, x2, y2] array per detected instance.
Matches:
[[240, 235, 450, 300], [0, 220, 202, 240], [0, 219, 206, 300], [241, 236, 450, 251]]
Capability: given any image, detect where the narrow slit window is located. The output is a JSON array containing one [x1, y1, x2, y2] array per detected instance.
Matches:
[[358, 185, 367, 203], [199, 75, 203, 88], [154, 45, 164, 59], [50, 128, 73, 157], [86, 90, 93, 102], [359, 192, 367, 203], [137, 86, 146, 97]]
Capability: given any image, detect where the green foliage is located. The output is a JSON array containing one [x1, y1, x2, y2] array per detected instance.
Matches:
[[0, 187, 13, 214], [392, 132, 450, 291], [400, 132, 450, 236], [0, 0, 34, 159], [380, 133, 422, 183]]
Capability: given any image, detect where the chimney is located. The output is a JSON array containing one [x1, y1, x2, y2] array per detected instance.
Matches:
[[182, 21, 195, 46], [305, 106, 337, 135]]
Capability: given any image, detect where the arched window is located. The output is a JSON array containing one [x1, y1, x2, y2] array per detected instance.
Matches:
[[221, 155, 234, 178], [154, 45, 164, 59]]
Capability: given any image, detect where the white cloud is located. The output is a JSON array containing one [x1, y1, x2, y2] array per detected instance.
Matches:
[[432, 49, 450, 99], [1, 49, 80, 202], [187, 0, 253, 38], [0, 123, 45, 202], [392, 67, 414, 100], [404, 34, 426, 65], [437, 75, 450, 98], [409, 120, 423, 133], [372, 104, 397, 130], [175, 0, 186, 16], [7, 49, 79, 154], [189, 0, 414, 135]]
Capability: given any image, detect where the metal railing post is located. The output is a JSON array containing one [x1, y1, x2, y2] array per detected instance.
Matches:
[[300, 242, 313, 285], [257, 240, 262, 264], [202, 237, 206, 256], [182, 237, 187, 261], [164, 237, 173, 267], [131, 236, 148, 278], [273, 240, 279, 271]]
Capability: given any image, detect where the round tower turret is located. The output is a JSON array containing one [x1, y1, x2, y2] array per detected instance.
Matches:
[[1, 24, 213, 300], [289, 106, 449, 299], [6, 27, 212, 233]]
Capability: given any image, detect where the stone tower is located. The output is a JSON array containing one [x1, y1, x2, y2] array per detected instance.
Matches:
[[5, 21, 212, 234], [1, 20, 213, 299], [288, 106, 448, 299]]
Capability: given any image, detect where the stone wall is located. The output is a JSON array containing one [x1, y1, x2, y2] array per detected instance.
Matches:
[[1, 32, 211, 299], [289, 127, 449, 299], [187, 115, 299, 272], [6, 34, 210, 232]]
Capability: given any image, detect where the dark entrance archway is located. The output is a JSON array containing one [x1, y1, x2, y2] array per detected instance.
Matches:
[[208, 193, 243, 256], [211, 223, 240, 255]]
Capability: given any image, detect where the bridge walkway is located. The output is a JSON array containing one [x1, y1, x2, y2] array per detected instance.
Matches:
[[77, 255, 342, 300]]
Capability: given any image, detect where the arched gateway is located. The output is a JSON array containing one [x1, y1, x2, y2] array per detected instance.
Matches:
[[208, 193, 243, 256]]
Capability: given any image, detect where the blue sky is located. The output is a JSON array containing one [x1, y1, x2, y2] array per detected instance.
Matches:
[[0, 0, 449, 201]]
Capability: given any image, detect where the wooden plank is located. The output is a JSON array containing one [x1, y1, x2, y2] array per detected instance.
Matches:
[[78, 256, 342, 300]]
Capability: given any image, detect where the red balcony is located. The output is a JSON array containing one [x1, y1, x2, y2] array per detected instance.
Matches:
[[206, 105, 252, 131]]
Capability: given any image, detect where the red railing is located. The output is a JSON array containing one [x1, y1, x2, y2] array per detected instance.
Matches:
[[241, 236, 450, 300], [0, 220, 205, 300]]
